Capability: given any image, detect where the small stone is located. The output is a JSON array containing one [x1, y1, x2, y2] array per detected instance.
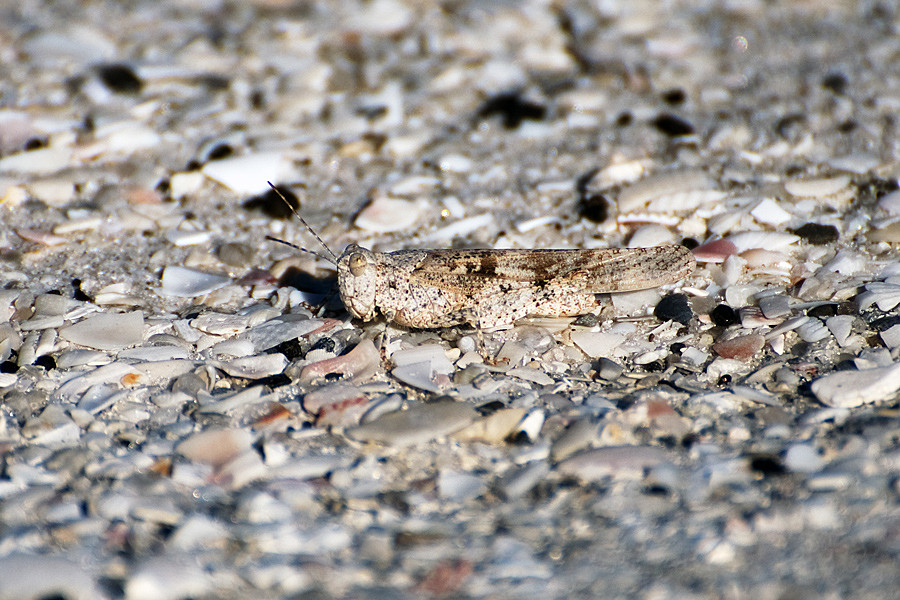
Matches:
[[653, 293, 692, 324], [593, 357, 624, 381], [59, 311, 144, 350]]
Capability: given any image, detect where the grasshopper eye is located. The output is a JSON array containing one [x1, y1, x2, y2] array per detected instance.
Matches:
[[348, 252, 369, 276]]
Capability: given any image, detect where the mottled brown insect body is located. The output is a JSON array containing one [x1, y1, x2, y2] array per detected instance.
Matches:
[[336, 243, 694, 329]]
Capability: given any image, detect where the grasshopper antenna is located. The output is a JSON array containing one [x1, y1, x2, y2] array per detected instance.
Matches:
[[266, 181, 339, 265], [265, 236, 336, 265]]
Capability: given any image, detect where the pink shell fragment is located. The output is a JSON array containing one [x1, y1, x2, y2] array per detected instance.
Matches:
[[299, 338, 381, 384], [692, 239, 737, 263], [303, 383, 371, 427], [16, 228, 68, 246], [713, 334, 765, 360]]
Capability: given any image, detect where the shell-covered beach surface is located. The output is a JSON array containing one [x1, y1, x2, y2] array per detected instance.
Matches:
[[2, 1, 900, 598]]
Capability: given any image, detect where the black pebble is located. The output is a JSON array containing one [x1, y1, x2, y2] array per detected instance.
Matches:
[[652, 113, 694, 137], [269, 338, 304, 360], [791, 222, 839, 245], [661, 88, 686, 105], [578, 193, 609, 223], [654, 293, 693, 325], [710, 304, 739, 327], [250, 373, 292, 388], [749, 455, 786, 477], [775, 113, 806, 140], [869, 314, 900, 332], [806, 304, 837, 319], [476, 400, 506, 415], [308, 336, 337, 354], [97, 63, 143, 94], [34, 355, 56, 370], [822, 72, 848, 95], [242, 185, 300, 219], [615, 112, 633, 126], [205, 143, 233, 162], [23, 137, 47, 151], [477, 92, 546, 129], [643, 360, 665, 372], [72, 278, 91, 302], [572, 313, 599, 327]]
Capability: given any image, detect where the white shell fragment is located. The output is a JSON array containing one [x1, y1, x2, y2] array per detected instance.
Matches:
[[728, 231, 800, 252], [354, 196, 423, 233], [236, 317, 326, 353], [214, 354, 288, 379], [784, 175, 852, 199], [617, 170, 724, 213], [159, 267, 231, 297], [556, 446, 671, 482], [811, 362, 900, 408], [59, 312, 144, 350], [347, 400, 477, 447], [0, 554, 105, 600], [201, 151, 295, 195]]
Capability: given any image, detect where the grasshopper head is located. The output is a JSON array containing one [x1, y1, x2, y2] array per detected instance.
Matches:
[[337, 244, 379, 321]]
